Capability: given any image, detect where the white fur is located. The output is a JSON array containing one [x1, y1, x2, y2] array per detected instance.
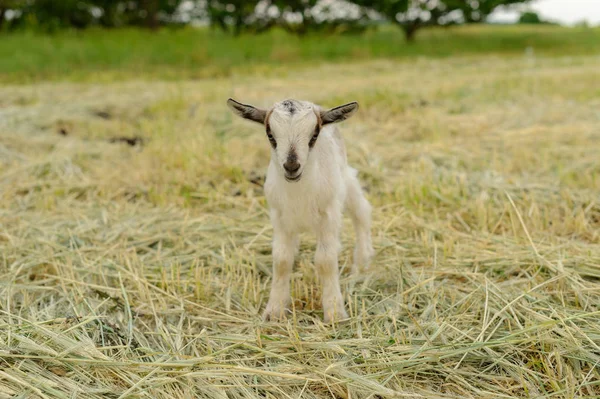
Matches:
[[228, 99, 374, 322]]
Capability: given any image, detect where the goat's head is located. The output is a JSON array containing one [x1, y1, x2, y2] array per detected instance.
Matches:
[[227, 98, 358, 183]]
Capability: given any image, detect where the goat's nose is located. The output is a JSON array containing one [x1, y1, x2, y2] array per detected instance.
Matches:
[[283, 160, 301, 174]]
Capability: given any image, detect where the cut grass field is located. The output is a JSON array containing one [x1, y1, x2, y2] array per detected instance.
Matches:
[[1, 26, 600, 398]]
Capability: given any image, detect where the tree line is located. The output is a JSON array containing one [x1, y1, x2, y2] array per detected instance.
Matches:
[[0, 0, 532, 41]]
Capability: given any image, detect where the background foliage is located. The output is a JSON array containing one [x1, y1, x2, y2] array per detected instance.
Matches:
[[1, 0, 536, 39]]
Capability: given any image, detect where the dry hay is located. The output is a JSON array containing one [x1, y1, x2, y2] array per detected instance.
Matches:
[[1, 55, 600, 398]]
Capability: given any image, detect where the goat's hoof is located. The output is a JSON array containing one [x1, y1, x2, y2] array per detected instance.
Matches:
[[323, 307, 349, 324], [353, 246, 374, 274], [351, 263, 370, 275], [262, 302, 291, 322]]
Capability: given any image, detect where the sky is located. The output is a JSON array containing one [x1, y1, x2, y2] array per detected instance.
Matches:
[[489, 0, 600, 25]]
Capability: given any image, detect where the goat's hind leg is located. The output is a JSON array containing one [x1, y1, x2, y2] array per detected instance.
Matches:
[[315, 208, 348, 323], [346, 171, 374, 274], [263, 223, 298, 321]]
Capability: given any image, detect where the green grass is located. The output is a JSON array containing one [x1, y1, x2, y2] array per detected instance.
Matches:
[[1, 24, 600, 83]]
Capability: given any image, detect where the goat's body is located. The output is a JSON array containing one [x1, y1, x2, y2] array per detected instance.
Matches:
[[265, 125, 348, 234], [227, 97, 373, 322], [263, 124, 373, 322]]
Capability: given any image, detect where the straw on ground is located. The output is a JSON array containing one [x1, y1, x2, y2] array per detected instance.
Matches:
[[1, 53, 600, 398]]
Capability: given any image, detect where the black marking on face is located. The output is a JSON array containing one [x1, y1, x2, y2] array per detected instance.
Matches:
[[282, 100, 297, 115], [266, 123, 277, 149], [287, 149, 298, 164], [284, 148, 301, 177], [309, 124, 321, 149]]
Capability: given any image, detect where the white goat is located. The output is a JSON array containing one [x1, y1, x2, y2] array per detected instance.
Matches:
[[227, 98, 374, 322]]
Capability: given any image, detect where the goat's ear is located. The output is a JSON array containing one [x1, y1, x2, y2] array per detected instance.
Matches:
[[227, 98, 267, 124], [320, 102, 359, 125]]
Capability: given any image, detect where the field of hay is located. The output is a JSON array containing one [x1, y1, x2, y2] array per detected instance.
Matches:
[[1, 28, 600, 398]]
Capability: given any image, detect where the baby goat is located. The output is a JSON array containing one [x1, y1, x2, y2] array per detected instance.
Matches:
[[227, 98, 374, 322]]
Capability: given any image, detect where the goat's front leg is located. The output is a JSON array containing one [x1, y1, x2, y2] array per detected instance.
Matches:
[[315, 209, 348, 323], [263, 220, 298, 321]]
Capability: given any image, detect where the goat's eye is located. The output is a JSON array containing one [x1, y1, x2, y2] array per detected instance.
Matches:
[[309, 127, 320, 148], [266, 132, 277, 148]]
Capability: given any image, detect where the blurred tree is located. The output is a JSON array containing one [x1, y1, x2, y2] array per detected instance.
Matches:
[[272, 0, 318, 36], [1, 1, 10, 29], [273, 0, 370, 35], [0, 0, 24, 29], [91, 0, 124, 27], [206, 0, 265, 35], [0, 0, 186, 31], [518, 11, 543, 24], [350, 0, 532, 41], [206, 0, 370, 36], [21, 0, 97, 30], [446, 0, 532, 23], [128, 0, 186, 29], [94, 0, 186, 29], [0, 0, 533, 35]]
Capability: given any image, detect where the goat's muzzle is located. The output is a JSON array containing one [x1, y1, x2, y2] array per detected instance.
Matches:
[[284, 172, 302, 182], [283, 151, 301, 182]]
